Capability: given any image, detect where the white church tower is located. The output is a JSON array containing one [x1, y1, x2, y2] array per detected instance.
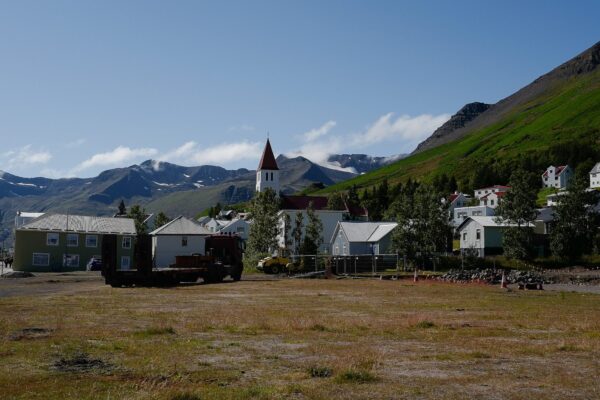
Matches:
[[256, 138, 280, 194]]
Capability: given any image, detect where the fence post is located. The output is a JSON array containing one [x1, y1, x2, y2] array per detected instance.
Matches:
[[314, 255, 317, 272]]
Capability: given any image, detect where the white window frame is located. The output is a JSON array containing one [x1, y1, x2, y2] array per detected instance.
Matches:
[[32, 253, 50, 267], [122, 236, 132, 249], [67, 233, 79, 247], [47, 233, 59, 246], [63, 253, 80, 268], [121, 256, 131, 270], [86, 235, 98, 248]]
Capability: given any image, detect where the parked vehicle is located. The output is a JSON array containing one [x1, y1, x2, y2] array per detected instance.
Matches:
[[101, 234, 244, 287], [257, 256, 289, 274], [86, 257, 103, 271]]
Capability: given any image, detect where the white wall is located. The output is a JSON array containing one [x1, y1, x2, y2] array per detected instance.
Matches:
[[256, 169, 280, 193], [219, 219, 250, 240], [458, 219, 485, 257], [278, 210, 344, 254], [152, 235, 207, 268], [453, 206, 494, 227]]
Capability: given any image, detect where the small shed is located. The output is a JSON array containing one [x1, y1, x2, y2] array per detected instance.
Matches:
[[150, 216, 211, 268], [330, 221, 398, 255]]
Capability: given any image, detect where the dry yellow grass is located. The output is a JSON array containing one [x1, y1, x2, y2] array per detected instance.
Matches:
[[1, 273, 599, 399]]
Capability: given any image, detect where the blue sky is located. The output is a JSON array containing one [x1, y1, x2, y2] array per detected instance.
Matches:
[[0, 1, 598, 178]]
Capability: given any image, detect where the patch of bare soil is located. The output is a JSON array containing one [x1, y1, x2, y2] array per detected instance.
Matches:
[[10, 327, 53, 341], [52, 353, 114, 374]]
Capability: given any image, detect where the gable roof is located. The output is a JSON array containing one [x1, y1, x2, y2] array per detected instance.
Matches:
[[150, 216, 211, 235], [281, 195, 329, 210], [590, 162, 600, 174], [257, 139, 279, 170], [336, 222, 398, 243], [457, 216, 531, 231], [20, 214, 136, 235], [475, 185, 510, 191], [480, 191, 508, 200], [543, 165, 569, 177]]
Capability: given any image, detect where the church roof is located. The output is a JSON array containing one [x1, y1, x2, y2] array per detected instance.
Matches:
[[257, 139, 279, 170]]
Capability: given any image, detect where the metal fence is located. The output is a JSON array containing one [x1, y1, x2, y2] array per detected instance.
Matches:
[[285, 254, 403, 276]]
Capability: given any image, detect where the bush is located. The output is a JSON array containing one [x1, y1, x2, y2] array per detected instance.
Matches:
[[308, 366, 333, 378], [335, 369, 377, 383]]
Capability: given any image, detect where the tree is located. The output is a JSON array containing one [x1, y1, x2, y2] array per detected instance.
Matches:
[[153, 211, 170, 230], [128, 204, 148, 235], [389, 189, 417, 260], [245, 188, 280, 268], [551, 176, 599, 259], [118, 200, 126, 216], [495, 168, 539, 260], [301, 202, 323, 254], [279, 212, 292, 256], [347, 185, 360, 209], [327, 192, 346, 211], [291, 211, 304, 255]]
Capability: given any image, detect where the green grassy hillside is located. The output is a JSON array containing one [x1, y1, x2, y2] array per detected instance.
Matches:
[[319, 66, 600, 193]]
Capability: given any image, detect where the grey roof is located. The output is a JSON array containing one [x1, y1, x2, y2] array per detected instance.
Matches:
[[150, 216, 211, 235], [457, 216, 533, 231], [590, 162, 600, 174], [19, 214, 136, 235], [336, 222, 398, 243]]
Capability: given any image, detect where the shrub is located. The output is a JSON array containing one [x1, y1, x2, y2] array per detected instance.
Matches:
[[335, 369, 377, 383], [308, 366, 333, 378]]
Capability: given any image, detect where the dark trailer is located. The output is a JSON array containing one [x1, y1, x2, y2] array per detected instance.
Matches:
[[101, 234, 244, 287]]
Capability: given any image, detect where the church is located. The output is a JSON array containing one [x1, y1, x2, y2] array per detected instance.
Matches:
[[255, 139, 349, 254]]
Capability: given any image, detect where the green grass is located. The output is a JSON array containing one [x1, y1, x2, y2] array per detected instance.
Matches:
[[316, 69, 600, 193]]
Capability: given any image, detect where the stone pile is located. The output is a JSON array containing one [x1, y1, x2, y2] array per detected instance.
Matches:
[[439, 269, 546, 284]]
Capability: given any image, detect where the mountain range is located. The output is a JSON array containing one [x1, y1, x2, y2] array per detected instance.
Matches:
[[0, 153, 399, 239], [321, 40, 600, 192]]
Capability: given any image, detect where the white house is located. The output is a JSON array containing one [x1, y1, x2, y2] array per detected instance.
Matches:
[[330, 221, 398, 255], [457, 216, 530, 257], [590, 162, 600, 188], [217, 218, 251, 241], [452, 206, 495, 228], [542, 165, 572, 189], [150, 216, 212, 268], [203, 218, 229, 233], [446, 192, 470, 215], [479, 191, 506, 209], [474, 185, 510, 199], [546, 191, 568, 207], [277, 195, 345, 254]]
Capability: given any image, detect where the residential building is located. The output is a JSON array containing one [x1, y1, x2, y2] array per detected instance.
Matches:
[[546, 191, 568, 207], [13, 214, 136, 272], [542, 165, 572, 189], [330, 221, 398, 255], [216, 218, 251, 241], [452, 206, 495, 228], [590, 162, 600, 188], [256, 138, 280, 194], [149, 216, 211, 268], [203, 218, 230, 233], [479, 191, 506, 209], [474, 185, 510, 199], [14, 211, 45, 229], [534, 207, 555, 235], [277, 195, 345, 254], [457, 216, 531, 257], [447, 192, 470, 212]]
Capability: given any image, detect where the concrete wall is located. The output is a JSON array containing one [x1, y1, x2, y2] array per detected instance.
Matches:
[[152, 235, 207, 268], [13, 230, 134, 272]]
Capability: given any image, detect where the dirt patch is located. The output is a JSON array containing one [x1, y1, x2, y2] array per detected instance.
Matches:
[[1, 271, 35, 279], [10, 327, 53, 341], [52, 353, 114, 374]]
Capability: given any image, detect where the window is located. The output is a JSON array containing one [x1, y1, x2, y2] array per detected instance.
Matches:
[[462, 232, 467, 241], [490, 200, 495, 206], [181, 236, 188, 247], [86, 235, 98, 248], [122, 236, 132, 249], [47, 233, 59, 246], [473, 211, 482, 216], [32, 253, 49, 266], [236, 226, 245, 233], [63, 254, 79, 268], [121, 256, 131, 270], [271, 172, 274, 180], [265, 172, 269, 181], [476, 229, 481, 240], [67, 233, 79, 247]]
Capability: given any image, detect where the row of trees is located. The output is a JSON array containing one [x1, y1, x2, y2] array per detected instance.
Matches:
[[117, 200, 170, 234]]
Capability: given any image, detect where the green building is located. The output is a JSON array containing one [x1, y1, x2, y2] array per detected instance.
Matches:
[[14, 214, 136, 272]]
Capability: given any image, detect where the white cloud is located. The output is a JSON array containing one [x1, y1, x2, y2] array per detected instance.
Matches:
[[286, 113, 450, 172], [65, 138, 86, 148], [72, 146, 158, 173], [188, 141, 262, 165], [302, 120, 336, 142], [0, 145, 52, 171], [353, 113, 451, 146]]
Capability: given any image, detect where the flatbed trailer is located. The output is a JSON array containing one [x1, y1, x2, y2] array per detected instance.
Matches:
[[101, 234, 244, 287]]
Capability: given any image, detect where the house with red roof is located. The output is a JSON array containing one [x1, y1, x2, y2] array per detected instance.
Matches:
[[479, 191, 507, 209], [474, 185, 511, 200], [542, 165, 572, 189]]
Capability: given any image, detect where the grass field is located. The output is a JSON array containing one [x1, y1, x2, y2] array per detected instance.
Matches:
[[1, 273, 599, 399]]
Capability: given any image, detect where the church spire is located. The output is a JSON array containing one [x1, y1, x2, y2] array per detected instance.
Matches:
[[257, 138, 279, 170]]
